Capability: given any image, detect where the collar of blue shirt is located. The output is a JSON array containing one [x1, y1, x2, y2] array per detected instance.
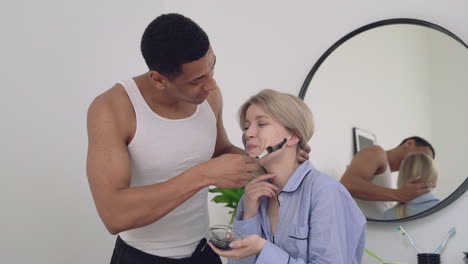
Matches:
[[281, 160, 314, 193], [409, 192, 440, 205]]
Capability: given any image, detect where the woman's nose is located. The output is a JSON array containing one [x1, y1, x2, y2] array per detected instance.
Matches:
[[245, 126, 256, 138]]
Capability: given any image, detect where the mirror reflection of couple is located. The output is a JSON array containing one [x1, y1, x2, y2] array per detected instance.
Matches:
[[86, 14, 364, 264], [341, 137, 439, 220]]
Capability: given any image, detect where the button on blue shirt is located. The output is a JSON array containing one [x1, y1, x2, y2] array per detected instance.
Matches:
[[383, 193, 440, 220], [228, 161, 366, 264]]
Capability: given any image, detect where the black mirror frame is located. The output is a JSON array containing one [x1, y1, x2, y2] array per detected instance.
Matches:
[[298, 18, 468, 222]]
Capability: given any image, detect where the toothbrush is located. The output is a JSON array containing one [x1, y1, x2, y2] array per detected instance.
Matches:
[[433, 227, 456, 254], [397, 226, 420, 253]]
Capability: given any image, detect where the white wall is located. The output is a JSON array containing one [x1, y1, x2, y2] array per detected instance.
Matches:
[[426, 33, 468, 199], [1, 1, 165, 263], [1, 0, 467, 263], [303, 24, 433, 182]]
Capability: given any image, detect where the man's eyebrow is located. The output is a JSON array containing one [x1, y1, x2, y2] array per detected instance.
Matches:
[[190, 56, 217, 82]]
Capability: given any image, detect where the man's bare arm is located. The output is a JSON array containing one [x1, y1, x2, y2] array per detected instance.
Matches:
[[86, 92, 257, 234], [340, 145, 401, 202]]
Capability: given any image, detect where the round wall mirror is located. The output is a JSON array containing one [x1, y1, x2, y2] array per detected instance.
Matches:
[[299, 18, 468, 222]]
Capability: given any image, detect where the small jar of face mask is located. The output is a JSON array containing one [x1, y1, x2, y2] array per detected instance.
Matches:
[[208, 225, 242, 250]]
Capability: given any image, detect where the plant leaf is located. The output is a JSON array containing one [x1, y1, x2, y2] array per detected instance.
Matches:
[[208, 187, 244, 225], [212, 196, 232, 204], [208, 187, 223, 194]]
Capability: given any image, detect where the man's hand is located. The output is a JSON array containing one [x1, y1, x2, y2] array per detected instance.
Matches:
[[297, 144, 311, 163], [209, 234, 266, 260], [201, 154, 261, 189], [243, 174, 279, 220], [398, 176, 433, 203]]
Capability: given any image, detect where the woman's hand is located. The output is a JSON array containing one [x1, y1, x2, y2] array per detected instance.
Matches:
[[243, 174, 280, 219], [209, 234, 266, 260]]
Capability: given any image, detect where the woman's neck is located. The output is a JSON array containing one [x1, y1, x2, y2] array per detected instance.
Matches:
[[263, 151, 299, 190]]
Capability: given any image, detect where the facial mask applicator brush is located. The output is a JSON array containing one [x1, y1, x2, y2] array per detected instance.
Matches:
[[256, 138, 287, 159]]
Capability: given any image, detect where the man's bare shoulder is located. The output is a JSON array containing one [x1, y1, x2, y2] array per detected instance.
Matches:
[[89, 83, 133, 116], [351, 145, 387, 167], [87, 83, 135, 142], [359, 145, 386, 156], [355, 145, 388, 171], [89, 83, 127, 108]]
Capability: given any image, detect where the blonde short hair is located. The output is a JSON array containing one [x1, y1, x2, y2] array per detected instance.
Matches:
[[238, 89, 314, 150], [397, 152, 438, 188], [395, 152, 438, 218]]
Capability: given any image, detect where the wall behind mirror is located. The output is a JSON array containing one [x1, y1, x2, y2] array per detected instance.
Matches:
[[300, 19, 468, 221]]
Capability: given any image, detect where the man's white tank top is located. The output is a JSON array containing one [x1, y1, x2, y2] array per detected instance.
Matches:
[[118, 79, 217, 258], [354, 162, 395, 220]]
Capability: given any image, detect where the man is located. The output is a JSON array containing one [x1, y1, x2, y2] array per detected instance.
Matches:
[[86, 14, 260, 263], [87, 13, 308, 263], [340, 136, 435, 219]]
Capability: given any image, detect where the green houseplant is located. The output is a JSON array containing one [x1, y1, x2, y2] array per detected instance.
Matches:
[[209, 187, 244, 225]]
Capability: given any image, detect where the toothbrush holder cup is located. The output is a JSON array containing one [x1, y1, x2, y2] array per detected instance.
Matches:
[[417, 253, 440, 264]]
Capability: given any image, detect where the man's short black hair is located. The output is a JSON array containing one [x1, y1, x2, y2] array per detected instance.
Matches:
[[141, 13, 210, 79], [399, 136, 435, 158]]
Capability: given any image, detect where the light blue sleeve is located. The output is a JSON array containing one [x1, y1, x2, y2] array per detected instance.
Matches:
[[255, 184, 366, 264], [227, 196, 262, 264], [255, 241, 291, 264], [232, 195, 262, 237]]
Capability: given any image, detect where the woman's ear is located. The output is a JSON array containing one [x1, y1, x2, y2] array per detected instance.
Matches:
[[287, 133, 300, 147]]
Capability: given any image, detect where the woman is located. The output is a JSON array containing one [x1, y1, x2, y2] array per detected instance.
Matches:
[[383, 152, 440, 219], [209, 89, 366, 264]]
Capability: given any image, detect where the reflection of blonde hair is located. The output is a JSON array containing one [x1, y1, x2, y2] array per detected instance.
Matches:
[[396, 152, 438, 218], [238, 89, 314, 151]]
